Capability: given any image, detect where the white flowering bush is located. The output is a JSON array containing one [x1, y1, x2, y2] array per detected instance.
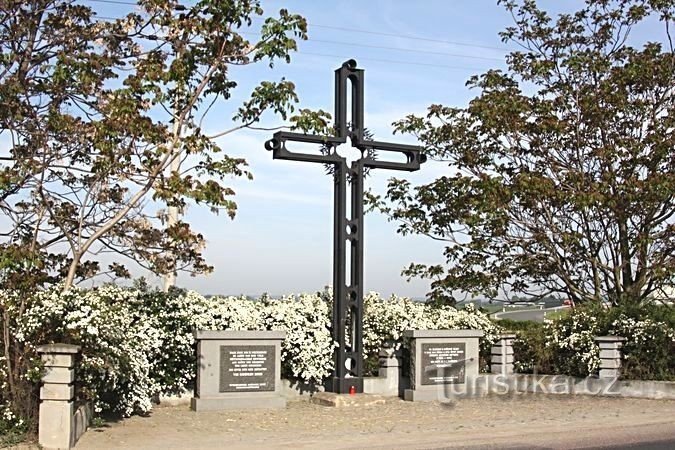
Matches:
[[0, 354, 28, 443], [259, 292, 333, 382], [1, 284, 500, 432], [608, 314, 675, 381], [363, 293, 501, 370], [1, 289, 49, 440], [507, 304, 675, 380], [17, 286, 163, 416], [544, 310, 601, 376]]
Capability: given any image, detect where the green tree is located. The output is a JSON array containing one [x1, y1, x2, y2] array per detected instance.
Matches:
[[373, 0, 675, 305], [0, 0, 329, 290]]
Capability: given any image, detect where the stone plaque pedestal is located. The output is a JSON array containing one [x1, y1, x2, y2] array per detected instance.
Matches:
[[191, 330, 286, 411], [403, 329, 483, 402]]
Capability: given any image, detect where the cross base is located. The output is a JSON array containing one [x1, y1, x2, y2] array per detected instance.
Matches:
[[328, 376, 364, 394]]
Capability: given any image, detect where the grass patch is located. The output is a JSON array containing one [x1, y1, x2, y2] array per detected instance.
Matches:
[[543, 308, 570, 321], [0, 429, 30, 448]]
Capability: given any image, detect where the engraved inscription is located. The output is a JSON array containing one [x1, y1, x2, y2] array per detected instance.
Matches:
[[219, 345, 275, 393], [421, 343, 466, 385]]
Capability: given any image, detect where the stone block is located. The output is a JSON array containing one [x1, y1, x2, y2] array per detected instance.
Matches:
[[194, 330, 286, 340], [377, 365, 400, 378], [596, 336, 626, 350], [599, 349, 621, 359], [37, 343, 81, 354], [403, 388, 443, 402], [403, 381, 484, 401], [71, 403, 93, 446], [599, 368, 620, 378], [491, 346, 514, 355], [491, 363, 514, 375], [39, 400, 74, 449], [41, 353, 76, 368], [191, 395, 286, 411], [192, 330, 286, 411], [598, 342, 622, 350], [309, 392, 388, 407], [378, 355, 402, 368], [599, 358, 621, 369], [41, 383, 74, 401], [491, 354, 514, 364], [365, 366, 402, 396], [496, 334, 516, 345], [404, 329, 484, 339], [42, 366, 75, 384], [616, 380, 675, 400], [404, 329, 483, 401]]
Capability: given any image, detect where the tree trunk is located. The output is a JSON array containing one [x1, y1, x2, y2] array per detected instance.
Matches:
[[63, 252, 80, 290], [162, 149, 181, 292]]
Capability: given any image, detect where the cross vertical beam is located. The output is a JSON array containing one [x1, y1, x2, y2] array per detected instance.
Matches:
[[264, 60, 425, 394], [348, 160, 365, 388], [331, 161, 349, 391]]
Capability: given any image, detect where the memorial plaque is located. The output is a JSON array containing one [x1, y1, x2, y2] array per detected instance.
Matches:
[[219, 345, 275, 393], [421, 343, 466, 385]]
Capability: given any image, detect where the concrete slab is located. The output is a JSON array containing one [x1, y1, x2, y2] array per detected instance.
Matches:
[[309, 392, 390, 407], [191, 395, 286, 411]]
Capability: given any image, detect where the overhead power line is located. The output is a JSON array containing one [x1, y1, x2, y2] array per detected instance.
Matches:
[[235, 30, 504, 62], [87, 21, 491, 71], [305, 24, 509, 52], [274, 35, 505, 62], [82, 0, 509, 52], [94, 18, 496, 70], [296, 52, 487, 71]]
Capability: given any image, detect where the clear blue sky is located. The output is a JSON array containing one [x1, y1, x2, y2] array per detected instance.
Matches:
[[86, 1, 666, 297]]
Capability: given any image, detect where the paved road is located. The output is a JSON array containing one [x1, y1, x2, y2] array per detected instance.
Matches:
[[493, 306, 567, 322], [75, 395, 675, 450]]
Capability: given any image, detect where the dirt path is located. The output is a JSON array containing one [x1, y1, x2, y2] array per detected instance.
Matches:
[[76, 395, 675, 449]]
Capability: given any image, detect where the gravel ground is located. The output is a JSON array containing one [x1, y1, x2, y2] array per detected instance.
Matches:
[[74, 394, 675, 449]]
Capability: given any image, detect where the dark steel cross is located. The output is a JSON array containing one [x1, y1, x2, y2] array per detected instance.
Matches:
[[264, 59, 426, 394]]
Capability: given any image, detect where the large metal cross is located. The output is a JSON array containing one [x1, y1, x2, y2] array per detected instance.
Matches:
[[264, 59, 426, 394]]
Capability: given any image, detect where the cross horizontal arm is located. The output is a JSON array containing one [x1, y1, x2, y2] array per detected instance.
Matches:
[[273, 131, 346, 146], [356, 139, 421, 154], [362, 158, 423, 172], [355, 139, 426, 171], [265, 131, 346, 165]]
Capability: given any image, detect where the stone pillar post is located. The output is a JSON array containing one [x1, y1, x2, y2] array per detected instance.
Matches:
[[37, 343, 80, 449], [490, 334, 516, 375], [378, 341, 402, 393], [595, 336, 626, 379], [378, 341, 402, 375]]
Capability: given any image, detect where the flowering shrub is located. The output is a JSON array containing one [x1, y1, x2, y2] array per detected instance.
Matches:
[[17, 286, 163, 416], [503, 304, 675, 380], [607, 313, 675, 381], [1, 284, 497, 428], [363, 293, 501, 370], [545, 310, 601, 377], [0, 394, 27, 445], [498, 319, 554, 374], [259, 292, 333, 382]]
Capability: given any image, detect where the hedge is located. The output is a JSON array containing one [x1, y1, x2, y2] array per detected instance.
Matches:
[[0, 285, 499, 432]]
